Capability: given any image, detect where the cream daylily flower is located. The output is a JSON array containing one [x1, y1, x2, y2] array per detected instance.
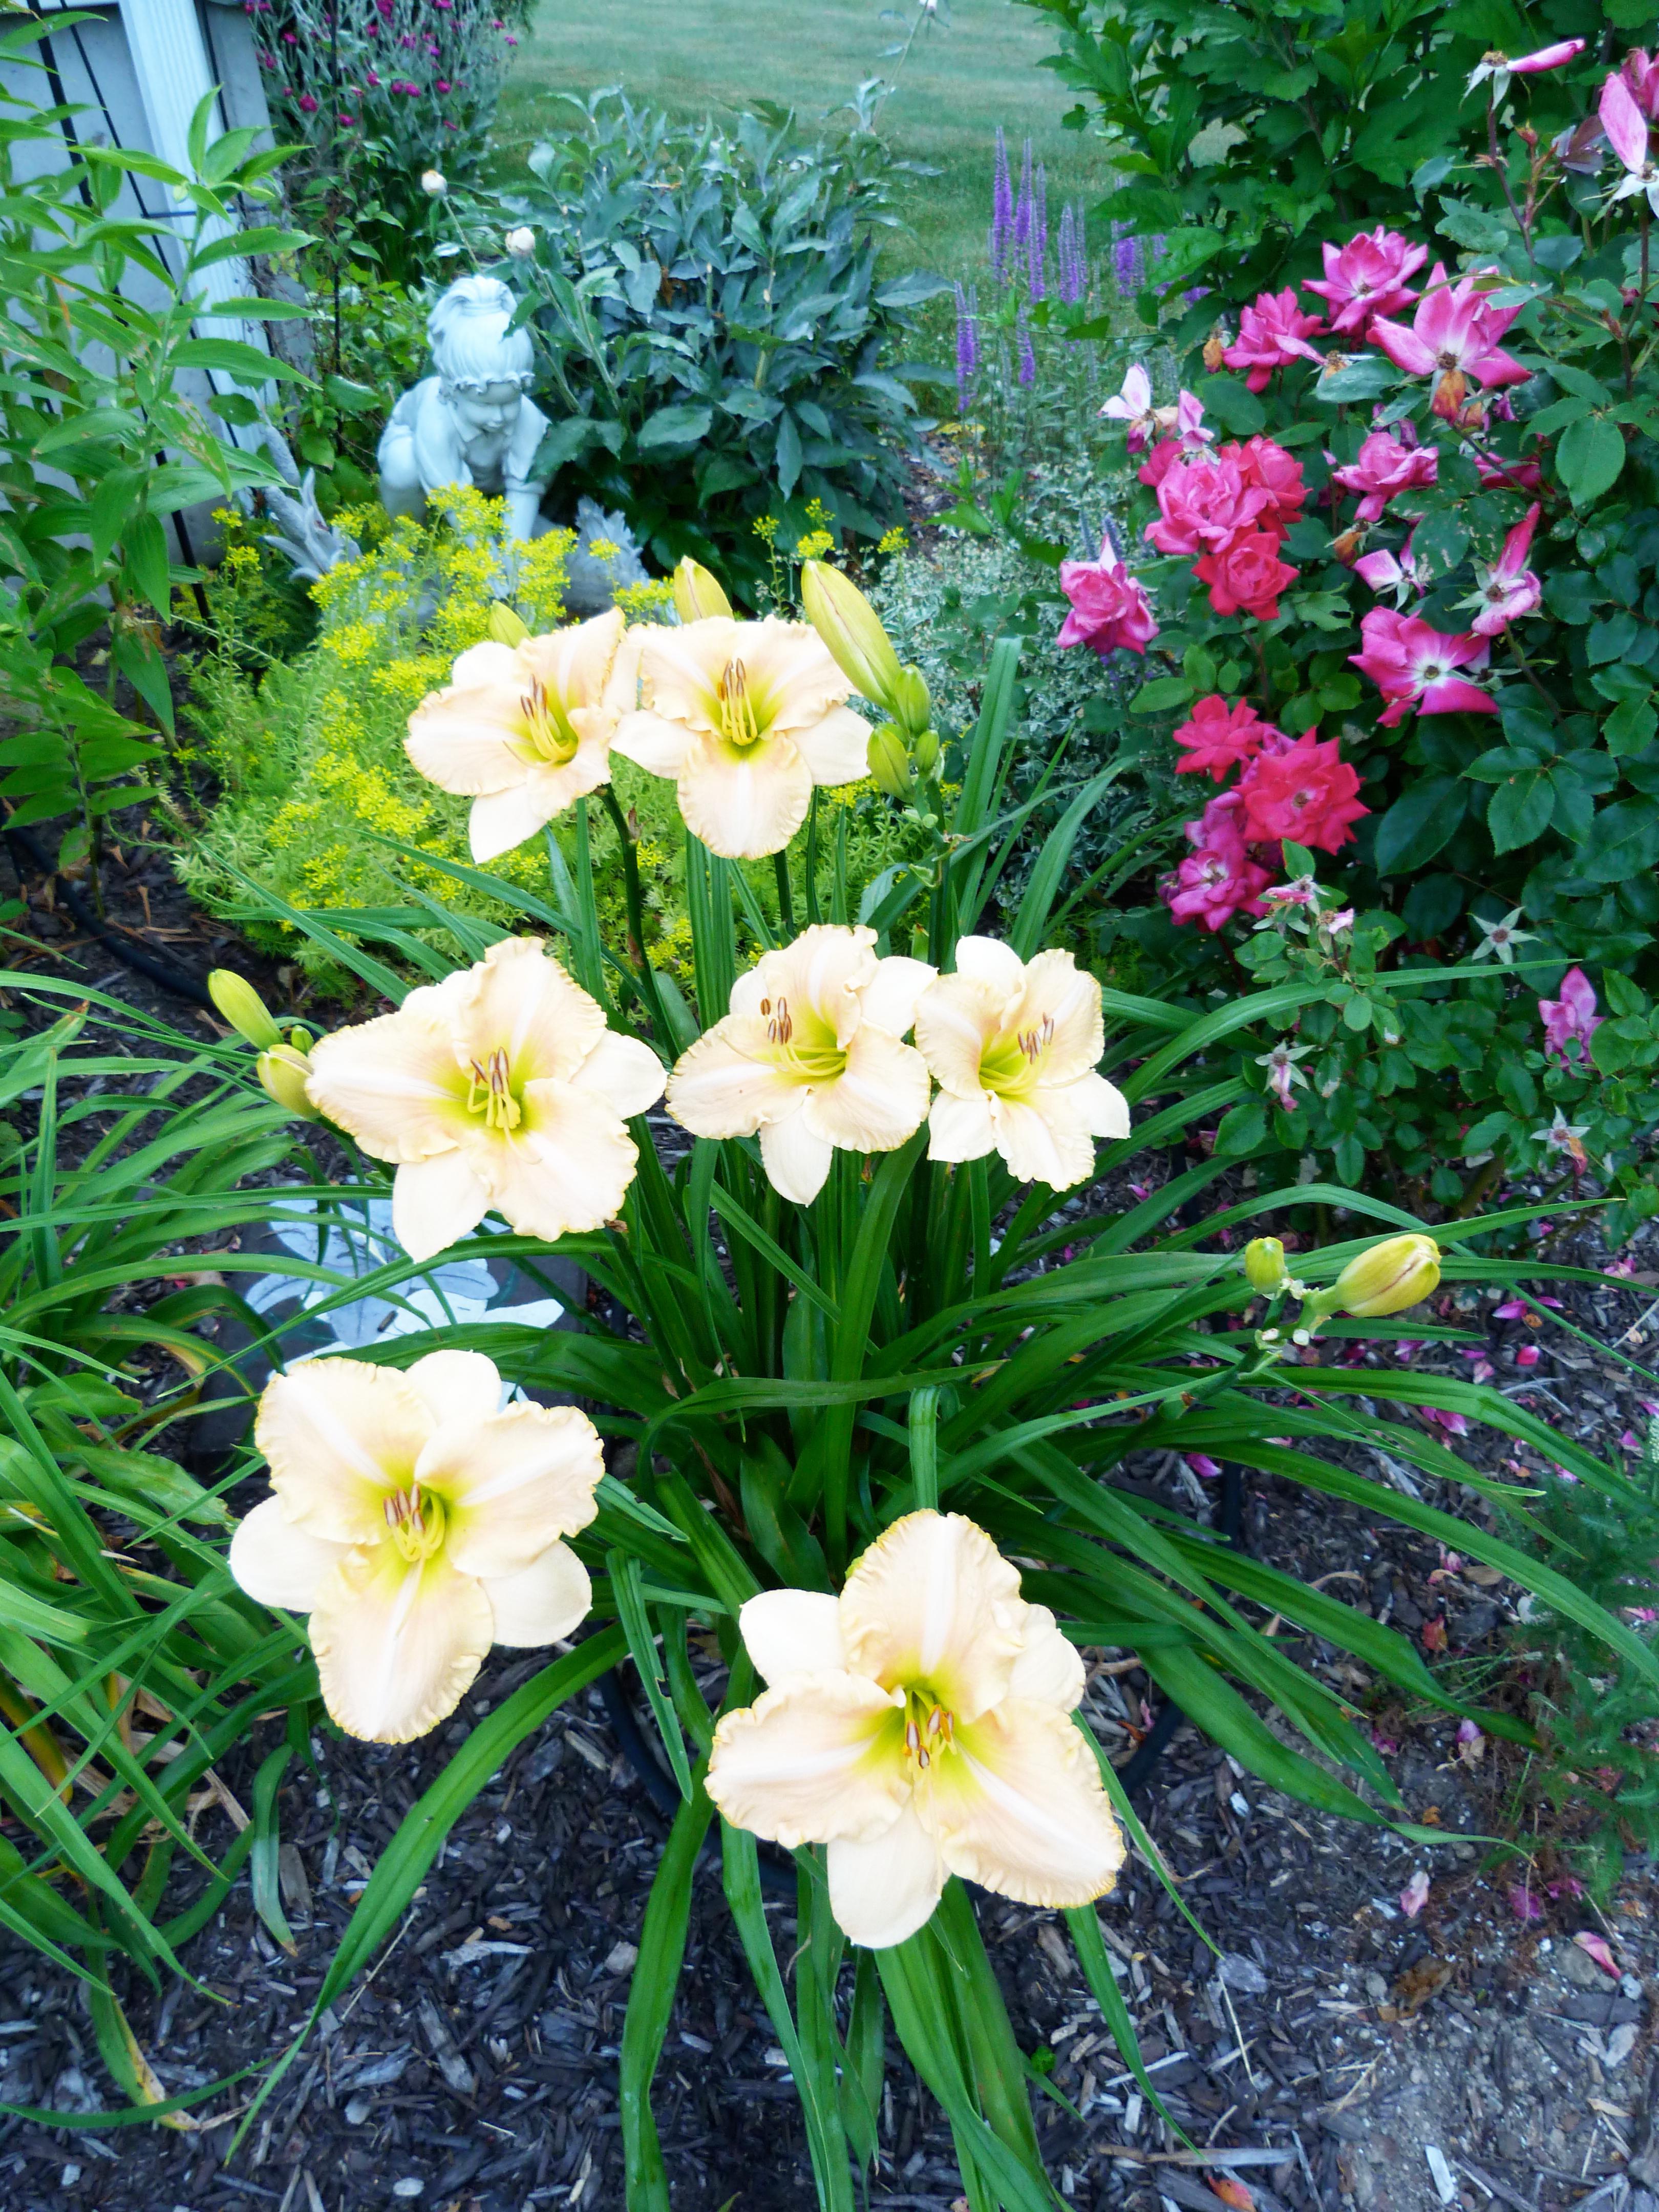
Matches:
[[229, 1351, 604, 1743], [304, 937, 664, 1262], [706, 1511, 1124, 1948], [610, 615, 871, 860], [913, 938, 1130, 1189], [405, 609, 629, 864], [666, 924, 933, 1202]]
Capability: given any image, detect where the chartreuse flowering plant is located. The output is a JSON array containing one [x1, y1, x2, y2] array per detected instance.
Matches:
[[207, 558, 1659, 2208]]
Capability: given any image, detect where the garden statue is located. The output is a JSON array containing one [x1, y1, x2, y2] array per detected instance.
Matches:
[[377, 274, 550, 543]]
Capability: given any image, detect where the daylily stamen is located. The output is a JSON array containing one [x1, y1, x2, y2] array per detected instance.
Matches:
[[519, 676, 581, 767], [466, 1046, 522, 1132], [1017, 1015, 1056, 1064], [719, 658, 762, 749], [382, 1481, 447, 1564]]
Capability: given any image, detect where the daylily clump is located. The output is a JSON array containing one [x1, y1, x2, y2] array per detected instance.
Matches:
[[304, 937, 665, 1260], [229, 1352, 605, 1742], [705, 1510, 1125, 1947]]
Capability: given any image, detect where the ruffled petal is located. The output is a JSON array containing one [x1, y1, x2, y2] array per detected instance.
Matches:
[[392, 1151, 492, 1264], [839, 1511, 1026, 1722], [739, 1589, 847, 1686], [781, 925, 879, 1047], [469, 781, 561, 864], [633, 621, 733, 734], [791, 704, 873, 789], [827, 1801, 947, 1948], [450, 937, 605, 1090], [422, 1401, 605, 1578], [677, 733, 813, 862], [741, 620, 853, 735], [569, 1029, 666, 1121], [305, 1011, 471, 1164], [667, 1024, 803, 1139], [859, 955, 937, 1040], [1013, 949, 1104, 1083], [526, 605, 625, 707], [1006, 1605, 1085, 1710], [990, 1092, 1097, 1192], [913, 973, 999, 1099], [926, 1089, 995, 1164], [929, 1700, 1125, 1909], [1066, 1070, 1131, 1141], [228, 1495, 352, 1612], [403, 1350, 502, 1430], [308, 1544, 493, 1745], [705, 1673, 908, 1847], [611, 708, 699, 778], [803, 1028, 930, 1155], [951, 937, 1028, 999], [485, 1078, 639, 1238], [254, 1357, 430, 1543], [406, 683, 535, 795], [759, 1104, 835, 1203], [483, 1541, 592, 1647]]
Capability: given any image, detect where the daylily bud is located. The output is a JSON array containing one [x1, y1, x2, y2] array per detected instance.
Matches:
[[671, 556, 732, 623], [866, 721, 914, 799], [257, 1041, 319, 1120], [487, 601, 530, 647], [911, 726, 940, 776], [208, 969, 282, 1051], [801, 561, 904, 715], [1243, 1237, 1287, 1294], [420, 168, 447, 197], [890, 664, 932, 739], [1329, 1233, 1441, 1318], [504, 225, 536, 258]]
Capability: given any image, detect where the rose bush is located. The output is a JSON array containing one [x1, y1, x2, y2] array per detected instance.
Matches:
[[1050, 32, 1659, 1228]]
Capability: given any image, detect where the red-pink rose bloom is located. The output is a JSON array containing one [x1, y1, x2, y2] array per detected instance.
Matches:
[[1331, 430, 1438, 523], [1369, 264, 1529, 418], [1626, 48, 1659, 119], [1237, 733, 1368, 854], [1194, 529, 1300, 622], [1475, 449, 1544, 493], [1303, 226, 1428, 338], [1137, 437, 1185, 493], [1466, 504, 1542, 636], [1539, 967, 1602, 1067], [1056, 539, 1159, 658], [1160, 792, 1275, 931], [1350, 608, 1495, 728], [1222, 288, 1326, 392], [1173, 696, 1278, 781], [1223, 436, 1307, 537], [1145, 452, 1271, 556]]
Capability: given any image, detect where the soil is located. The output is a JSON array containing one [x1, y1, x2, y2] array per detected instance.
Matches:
[[8, 828, 1659, 2210]]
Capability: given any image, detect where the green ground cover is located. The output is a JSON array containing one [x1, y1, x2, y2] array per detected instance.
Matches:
[[493, 0, 1110, 278]]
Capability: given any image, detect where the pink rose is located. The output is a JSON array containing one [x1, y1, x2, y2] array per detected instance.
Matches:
[[1370, 264, 1529, 418], [1160, 792, 1276, 932], [1237, 732, 1367, 854], [1331, 431, 1438, 523], [1056, 540, 1159, 658], [1145, 452, 1271, 557], [1304, 226, 1428, 338], [1350, 609, 1494, 727], [1193, 528, 1300, 622], [1222, 288, 1326, 391], [1539, 967, 1602, 1067], [1172, 695, 1276, 781]]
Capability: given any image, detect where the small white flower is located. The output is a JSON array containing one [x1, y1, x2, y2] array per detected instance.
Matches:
[[1471, 906, 1535, 966], [421, 168, 448, 197], [504, 225, 536, 258], [1531, 1108, 1590, 1161]]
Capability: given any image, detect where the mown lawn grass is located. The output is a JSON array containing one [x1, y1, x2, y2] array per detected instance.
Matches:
[[494, 0, 1113, 284]]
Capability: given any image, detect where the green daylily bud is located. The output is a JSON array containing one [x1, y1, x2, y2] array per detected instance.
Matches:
[[890, 664, 931, 738], [801, 561, 904, 714], [256, 1042, 319, 1121], [487, 602, 530, 647], [866, 721, 914, 800], [1243, 1237, 1287, 1295], [672, 557, 733, 624], [208, 970, 282, 1051], [1328, 1232, 1441, 1318], [911, 726, 940, 777]]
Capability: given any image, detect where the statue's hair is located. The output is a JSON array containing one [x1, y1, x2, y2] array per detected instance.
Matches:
[[428, 275, 535, 393]]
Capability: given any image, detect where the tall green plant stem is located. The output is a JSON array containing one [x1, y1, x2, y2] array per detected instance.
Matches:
[[600, 784, 673, 1044]]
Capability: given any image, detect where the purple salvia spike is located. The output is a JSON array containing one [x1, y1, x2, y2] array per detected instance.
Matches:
[[1013, 137, 1033, 252], [1017, 306, 1036, 388], [1028, 161, 1048, 298], [990, 126, 1013, 285], [954, 281, 980, 409]]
